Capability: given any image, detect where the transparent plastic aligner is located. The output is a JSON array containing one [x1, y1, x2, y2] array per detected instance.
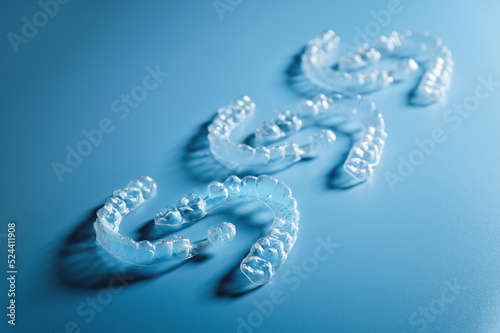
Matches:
[[255, 93, 386, 181], [301, 30, 454, 104], [262, 94, 387, 181], [94, 175, 236, 266], [94, 175, 300, 285], [208, 93, 386, 181], [208, 95, 303, 172]]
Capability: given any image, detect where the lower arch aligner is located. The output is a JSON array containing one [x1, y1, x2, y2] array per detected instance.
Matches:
[[208, 94, 386, 181], [301, 30, 454, 105], [94, 175, 299, 285]]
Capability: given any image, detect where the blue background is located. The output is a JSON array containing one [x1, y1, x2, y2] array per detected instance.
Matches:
[[2, 0, 500, 332]]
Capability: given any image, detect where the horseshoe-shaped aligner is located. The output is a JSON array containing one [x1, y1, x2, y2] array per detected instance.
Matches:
[[208, 94, 386, 181], [301, 30, 454, 105], [94, 175, 299, 285]]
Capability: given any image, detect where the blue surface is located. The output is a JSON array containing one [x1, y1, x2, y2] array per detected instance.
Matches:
[[2, 1, 500, 332]]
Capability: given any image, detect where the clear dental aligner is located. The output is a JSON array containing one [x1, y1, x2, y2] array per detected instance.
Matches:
[[93, 175, 234, 267], [94, 175, 299, 285], [301, 30, 454, 105], [208, 94, 386, 181]]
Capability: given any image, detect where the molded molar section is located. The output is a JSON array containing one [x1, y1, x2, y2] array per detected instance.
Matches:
[[176, 193, 207, 221], [240, 256, 274, 285], [127, 175, 157, 199], [208, 222, 236, 247], [154, 205, 182, 226], [206, 181, 229, 210], [113, 187, 144, 210]]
